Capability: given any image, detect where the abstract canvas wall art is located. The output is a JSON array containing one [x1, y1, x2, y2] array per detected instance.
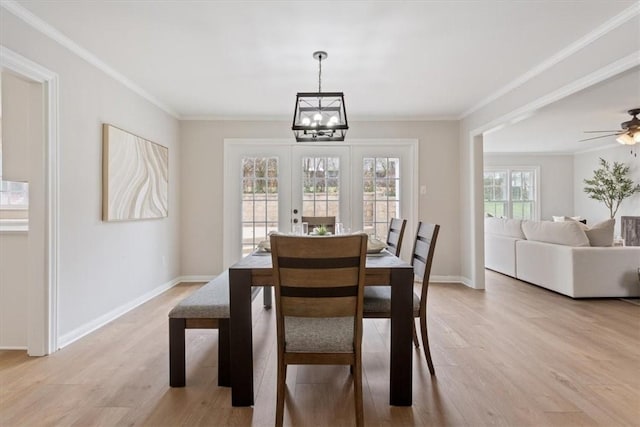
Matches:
[[102, 124, 168, 221]]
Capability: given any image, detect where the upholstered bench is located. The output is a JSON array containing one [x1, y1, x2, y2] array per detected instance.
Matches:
[[168, 271, 262, 387]]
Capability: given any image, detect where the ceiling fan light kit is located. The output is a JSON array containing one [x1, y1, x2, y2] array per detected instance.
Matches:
[[616, 133, 636, 145], [292, 51, 348, 142], [582, 108, 640, 147]]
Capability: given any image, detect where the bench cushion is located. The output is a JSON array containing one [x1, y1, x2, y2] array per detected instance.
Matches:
[[363, 287, 420, 315], [169, 271, 261, 319]]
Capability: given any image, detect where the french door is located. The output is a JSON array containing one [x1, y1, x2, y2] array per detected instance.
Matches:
[[223, 140, 417, 267], [290, 145, 350, 233]]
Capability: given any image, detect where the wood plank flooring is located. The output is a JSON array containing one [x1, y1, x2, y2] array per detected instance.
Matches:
[[1, 270, 639, 426]]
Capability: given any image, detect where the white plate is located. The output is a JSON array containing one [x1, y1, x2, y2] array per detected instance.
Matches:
[[366, 246, 386, 254]]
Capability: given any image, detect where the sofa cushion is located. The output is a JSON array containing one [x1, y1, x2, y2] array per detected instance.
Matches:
[[521, 220, 590, 247], [583, 219, 615, 247], [484, 217, 525, 239], [552, 215, 583, 222]]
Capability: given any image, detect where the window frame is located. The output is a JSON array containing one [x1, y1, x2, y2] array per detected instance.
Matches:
[[483, 166, 540, 221]]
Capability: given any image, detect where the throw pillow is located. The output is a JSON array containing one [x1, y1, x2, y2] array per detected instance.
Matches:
[[583, 219, 615, 247], [521, 220, 590, 247]]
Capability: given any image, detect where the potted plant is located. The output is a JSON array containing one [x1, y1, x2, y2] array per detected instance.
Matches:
[[313, 224, 328, 235], [583, 158, 640, 219]]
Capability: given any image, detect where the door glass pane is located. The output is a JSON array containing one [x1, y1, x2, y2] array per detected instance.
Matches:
[[363, 157, 400, 238], [242, 157, 279, 256], [301, 156, 341, 221]]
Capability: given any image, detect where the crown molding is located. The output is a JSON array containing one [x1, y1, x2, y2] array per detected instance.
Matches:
[[181, 114, 459, 122], [574, 142, 623, 155], [460, 2, 640, 120], [0, 0, 180, 119], [472, 51, 640, 137], [483, 150, 577, 156], [483, 142, 622, 156]]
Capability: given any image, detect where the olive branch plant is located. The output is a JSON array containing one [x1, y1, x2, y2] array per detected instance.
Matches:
[[583, 158, 640, 219]]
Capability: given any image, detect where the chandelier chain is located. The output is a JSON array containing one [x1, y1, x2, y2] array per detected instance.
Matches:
[[318, 55, 322, 93]]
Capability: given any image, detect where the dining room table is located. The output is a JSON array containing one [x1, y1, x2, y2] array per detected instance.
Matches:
[[228, 247, 415, 407]]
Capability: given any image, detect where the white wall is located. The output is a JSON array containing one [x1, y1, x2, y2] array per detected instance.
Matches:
[[1, 71, 33, 182], [179, 120, 461, 279], [459, 13, 640, 286], [574, 146, 640, 236], [483, 153, 574, 221], [1, 11, 181, 346], [0, 233, 27, 348]]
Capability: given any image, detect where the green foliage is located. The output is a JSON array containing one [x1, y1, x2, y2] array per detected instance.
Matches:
[[313, 224, 328, 235], [583, 158, 640, 219]]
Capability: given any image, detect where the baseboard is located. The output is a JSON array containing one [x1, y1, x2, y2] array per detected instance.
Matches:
[[57, 277, 183, 349], [176, 275, 216, 283], [0, 345, 27, 350], [431, 275, 468, 285], [459, 276, 474, 288]]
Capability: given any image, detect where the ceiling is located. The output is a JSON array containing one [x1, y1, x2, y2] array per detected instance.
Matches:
[[483, 66, 640, 154], [10, 0, 636, 120]]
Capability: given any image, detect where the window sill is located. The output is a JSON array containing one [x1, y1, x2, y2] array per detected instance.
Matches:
[[0, 219, 29, 233]]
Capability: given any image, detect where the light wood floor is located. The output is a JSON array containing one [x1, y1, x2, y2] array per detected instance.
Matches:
[[1, 270, 639, 426]]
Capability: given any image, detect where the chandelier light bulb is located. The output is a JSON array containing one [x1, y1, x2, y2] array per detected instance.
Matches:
[[633, 131, 640, 143], [301, 117, 311, 126], [313, 113, 323, 122]]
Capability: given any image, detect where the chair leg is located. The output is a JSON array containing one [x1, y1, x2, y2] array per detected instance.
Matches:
[[275, 355, 286, 427], [412, 320, 420, 348], [263, 286, 272, 309], [218, 319, 231, 387], [420, 313, 435, 375], [354, 356, 364, 427], [169, 318, 186, 387]]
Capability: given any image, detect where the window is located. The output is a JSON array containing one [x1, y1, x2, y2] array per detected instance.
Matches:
[[0, 179, 29, 208], [363, 157, 400, 238], [484, 167, 538, 220], [0, 150, 29, 209], [241, 157, 278, 256], [301, 156, 341, 220]]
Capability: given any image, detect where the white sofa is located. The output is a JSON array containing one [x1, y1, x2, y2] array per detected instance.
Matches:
[[485, 217, 640, 298]]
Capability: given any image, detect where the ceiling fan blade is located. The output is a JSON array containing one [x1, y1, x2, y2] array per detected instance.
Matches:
[[583, 130, 623, 133], [579, 133, 621, 142]]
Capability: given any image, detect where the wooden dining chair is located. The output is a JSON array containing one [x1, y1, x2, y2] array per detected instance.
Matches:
[[386, 218, 407, 257], [301, 215, 336, 234], [363, 222, 440, 374], [270, 233, 368, 427]]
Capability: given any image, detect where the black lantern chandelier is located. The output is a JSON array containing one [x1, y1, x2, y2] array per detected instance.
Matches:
[[292, 51, 348, 142]]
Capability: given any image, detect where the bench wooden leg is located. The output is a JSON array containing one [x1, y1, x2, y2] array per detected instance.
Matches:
[[218, 318, 231, 387], [169, 318, 186, 387]]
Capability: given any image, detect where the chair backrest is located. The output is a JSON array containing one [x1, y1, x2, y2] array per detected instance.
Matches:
[[386, 218, 407, 257], [410, 222, 440, 304], [270, 234, 368, 349], [301, 216, 336, 234]]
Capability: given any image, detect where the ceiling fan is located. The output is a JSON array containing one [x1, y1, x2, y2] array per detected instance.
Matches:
[[580, 108, 640, 145]]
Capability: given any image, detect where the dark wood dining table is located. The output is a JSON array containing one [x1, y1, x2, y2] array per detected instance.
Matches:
[[228, 249, 415, 407]]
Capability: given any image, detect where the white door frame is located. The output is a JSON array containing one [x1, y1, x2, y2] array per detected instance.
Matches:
[[1, 46, 59, 355], [223, 138, 418, 267]]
